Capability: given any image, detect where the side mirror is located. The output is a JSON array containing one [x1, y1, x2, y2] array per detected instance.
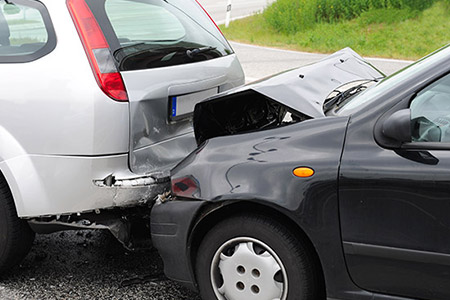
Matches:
[[382, 109, 411, 143], [3, 4, 21, 15]]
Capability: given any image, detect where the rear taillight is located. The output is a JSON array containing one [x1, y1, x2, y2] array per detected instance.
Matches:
[[195, 0, 224, 36], [67, 0, 128, 101], [172, 176, 200, 198]]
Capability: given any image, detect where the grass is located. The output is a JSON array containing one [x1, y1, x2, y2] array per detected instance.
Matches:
[[221, 1, 450, 60]]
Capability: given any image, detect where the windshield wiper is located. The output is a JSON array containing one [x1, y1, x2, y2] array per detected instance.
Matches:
[[186, 46, 217, 59], [323, 80, 377, 112]]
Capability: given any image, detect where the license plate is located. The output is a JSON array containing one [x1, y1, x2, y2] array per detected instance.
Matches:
[[169, 87, 219, 121]]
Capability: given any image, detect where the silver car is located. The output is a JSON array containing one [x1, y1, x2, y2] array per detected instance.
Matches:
[[0, 0, 244, 273]]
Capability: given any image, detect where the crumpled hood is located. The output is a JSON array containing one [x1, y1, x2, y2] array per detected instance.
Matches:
[[193, 48, 384, 144], [223, 47, 384, 118]]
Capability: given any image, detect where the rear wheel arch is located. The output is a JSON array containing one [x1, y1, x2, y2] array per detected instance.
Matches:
[[188, 200, 326, 296]]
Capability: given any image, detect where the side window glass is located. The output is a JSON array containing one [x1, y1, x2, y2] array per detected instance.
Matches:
[[410, 73, 450, 143], [0, 0, 55, 63]]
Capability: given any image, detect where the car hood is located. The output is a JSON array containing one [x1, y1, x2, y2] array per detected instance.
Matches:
[[239, 47, 382, 117], [193, 47, 384, 144]]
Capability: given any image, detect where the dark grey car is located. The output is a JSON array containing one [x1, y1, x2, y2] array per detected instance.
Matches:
[[151, 45, 450, 300]]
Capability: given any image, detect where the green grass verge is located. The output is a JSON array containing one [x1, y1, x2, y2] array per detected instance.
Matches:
[[221, 1, 450, 60]]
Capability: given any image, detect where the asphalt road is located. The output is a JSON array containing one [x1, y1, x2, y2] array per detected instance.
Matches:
[[0, 2, 413, 300], [230, 42, 412, 82], [0, 231, 200, 300]]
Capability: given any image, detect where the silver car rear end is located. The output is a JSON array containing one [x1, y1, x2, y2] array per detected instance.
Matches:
[[0, 0, 244, 217]]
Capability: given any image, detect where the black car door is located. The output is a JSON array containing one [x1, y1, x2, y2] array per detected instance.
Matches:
[[339, 73, 450, 300]]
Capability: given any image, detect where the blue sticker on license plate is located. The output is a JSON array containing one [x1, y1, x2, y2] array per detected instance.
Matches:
[[171, 97, 177, 117], [169, 87, 219, 122]]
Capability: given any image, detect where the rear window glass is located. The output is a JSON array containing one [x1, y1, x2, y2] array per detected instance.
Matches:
[[87, 0, 234, 71], [0, 0, 56, 63], [105, 1, 186, 42]]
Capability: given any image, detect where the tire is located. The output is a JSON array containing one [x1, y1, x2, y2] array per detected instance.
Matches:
[[0, 174, 35, 276], [195, 214, 323, 300]]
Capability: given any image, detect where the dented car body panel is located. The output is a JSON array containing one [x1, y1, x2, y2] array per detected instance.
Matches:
[[124, 55, 244, 175], [172, 117, 349, 205], [240, 48, 383, 118], [194, 48, 383, 144]]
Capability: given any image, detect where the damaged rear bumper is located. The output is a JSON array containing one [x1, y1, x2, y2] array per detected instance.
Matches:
[[150, 199, 206, 290], [5, 153, 169, 218]]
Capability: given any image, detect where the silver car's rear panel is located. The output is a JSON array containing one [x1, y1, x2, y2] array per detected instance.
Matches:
[[123, 56, 244, 174]]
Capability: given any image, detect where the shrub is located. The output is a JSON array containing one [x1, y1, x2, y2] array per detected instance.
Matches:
[[315, 0, 434, 22], [264, 0, 437, 33], [358, 8, 419, 25], [264, 0, 317, 34], [402, 0, 435, 10]]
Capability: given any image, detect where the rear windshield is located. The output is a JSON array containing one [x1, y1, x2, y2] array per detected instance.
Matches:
[[0, 0, 55, 63], [87, 0, 234, 71]]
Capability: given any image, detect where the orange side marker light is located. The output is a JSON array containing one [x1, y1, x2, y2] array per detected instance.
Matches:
[[293, 167, 315, 178]]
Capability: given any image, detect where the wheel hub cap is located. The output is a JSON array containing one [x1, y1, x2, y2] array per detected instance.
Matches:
[[211, 237, 287, 300]]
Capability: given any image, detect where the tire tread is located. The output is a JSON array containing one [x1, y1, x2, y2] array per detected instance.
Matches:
[[0, 174, 35, 276]]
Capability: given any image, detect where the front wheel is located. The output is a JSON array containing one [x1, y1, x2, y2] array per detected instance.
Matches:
[[195, 214, 323, 300]]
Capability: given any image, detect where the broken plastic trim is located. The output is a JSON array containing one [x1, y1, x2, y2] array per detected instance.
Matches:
[[29, 216, 132, 249], [94, 173, 170, 188], [155, 191, 172, 205], [28, 206, 160, 250]]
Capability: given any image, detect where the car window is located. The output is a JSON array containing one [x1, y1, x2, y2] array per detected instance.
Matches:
[[87, 0, 233, 71], [410, 73, 450, 142], [105, 0, 185, 42], [0, 0, 55, 63]]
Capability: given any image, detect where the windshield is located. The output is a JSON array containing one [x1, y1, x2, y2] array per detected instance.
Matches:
[[87, 0, 233, 71], [337, 45, 450, 115]]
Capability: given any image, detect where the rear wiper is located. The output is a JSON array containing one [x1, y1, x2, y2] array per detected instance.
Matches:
[[323, 80, 376, 112], [113, 41, 178, 59], [186, 46, 217, 59], [113, 43, 148, 60]]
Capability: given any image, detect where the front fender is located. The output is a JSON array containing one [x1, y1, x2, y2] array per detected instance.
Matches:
[[172, 116, 349, 211]]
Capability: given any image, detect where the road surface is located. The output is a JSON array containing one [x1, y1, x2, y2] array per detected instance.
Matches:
[[230, 42, 412, 82]]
